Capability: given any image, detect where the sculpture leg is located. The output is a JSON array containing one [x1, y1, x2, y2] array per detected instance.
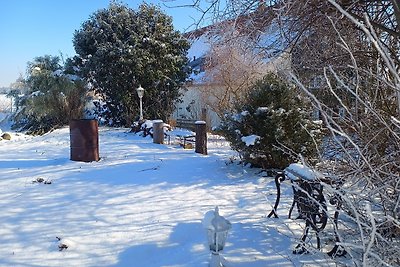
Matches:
[[293, 222, 310, 254], [267, 172, 285, 218], [327, 210, 347, 257]]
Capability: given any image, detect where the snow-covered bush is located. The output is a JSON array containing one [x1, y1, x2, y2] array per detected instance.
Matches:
[[13, 55, 87, 135], [131, 120, 155, 137], [219, 73, 322, 169]]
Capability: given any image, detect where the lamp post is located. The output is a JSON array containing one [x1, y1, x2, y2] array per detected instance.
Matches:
[[136, 85, 145, 121], [203, 207, 231, 267]]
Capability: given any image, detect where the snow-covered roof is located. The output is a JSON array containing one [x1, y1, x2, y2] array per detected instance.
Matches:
[[186, 34, 211, 61]]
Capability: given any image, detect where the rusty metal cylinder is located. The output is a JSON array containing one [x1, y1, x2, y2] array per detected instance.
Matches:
[[69, 119, 99, 162], [195, 121, 207, 155]]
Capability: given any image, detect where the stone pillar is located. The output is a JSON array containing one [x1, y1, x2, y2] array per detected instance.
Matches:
[[153, 120, 164, 144], [195, 121, 207, 155]]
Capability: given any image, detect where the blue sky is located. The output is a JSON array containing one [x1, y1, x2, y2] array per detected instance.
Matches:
[[0, 0, 205, 87]]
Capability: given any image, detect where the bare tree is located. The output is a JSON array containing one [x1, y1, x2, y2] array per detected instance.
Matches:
[[275, 0, 400, 116], [292, 30, 400, 267], [198, 27, 271, 117], [285, 1, 400, 265]]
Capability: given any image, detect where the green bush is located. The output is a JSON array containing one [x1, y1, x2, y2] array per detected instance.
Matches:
[[13, 78, 87, 135], [219, 73, 323, 169], [13, 55, 87, 135]]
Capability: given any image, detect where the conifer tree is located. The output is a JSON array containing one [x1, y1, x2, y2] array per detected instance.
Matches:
[[73, 3, 190, 126], [13, 55, 86, 135], [219, 73, 322, 169]]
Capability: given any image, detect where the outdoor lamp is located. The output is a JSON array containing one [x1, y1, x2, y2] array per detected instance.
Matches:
[[136, 85, 145, 120], [203, 206, 231, 267]]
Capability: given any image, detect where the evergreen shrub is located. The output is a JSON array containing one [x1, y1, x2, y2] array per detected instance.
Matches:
[[219, 73, 323, 169], [12, 55, 87, 135]]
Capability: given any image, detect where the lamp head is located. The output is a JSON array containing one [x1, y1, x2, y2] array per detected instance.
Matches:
[[136, 85, 144, 98]]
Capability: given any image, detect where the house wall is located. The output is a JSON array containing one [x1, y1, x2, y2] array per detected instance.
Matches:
[[173, 51, 291, 129], [173, 85, 221, 129]]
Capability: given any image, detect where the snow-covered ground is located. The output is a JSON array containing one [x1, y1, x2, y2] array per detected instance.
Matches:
[[0, 127, 347, 266]]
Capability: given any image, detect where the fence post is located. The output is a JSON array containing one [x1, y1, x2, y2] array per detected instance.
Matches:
[[153, 120, 164, 144], [195, 121, 207, 155]]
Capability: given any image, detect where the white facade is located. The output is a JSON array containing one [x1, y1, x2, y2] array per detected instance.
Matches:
[[173, 41, 291, 129]]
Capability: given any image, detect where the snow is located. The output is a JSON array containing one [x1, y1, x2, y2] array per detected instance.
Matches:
[[0, 127, 345, 266], [0, 113, 12, 132], [391, 116, 400, 127], [0, 94, 13, 112], [241, 135, 260, 146], [241, 111, 250, 116], [52, 69, 63, 76], [285, 163, 324, 181], [188, 69, 205, 81], [256, 107, 269, 114], [65, 74, 80, 81], [186, 35, 211, 61], [142, 119, 154, 129], [168, 128, 194, 138], [31, 90, 43, 97]]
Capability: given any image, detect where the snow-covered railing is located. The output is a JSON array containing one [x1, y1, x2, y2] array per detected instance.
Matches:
[[267, 163, 346, 256]]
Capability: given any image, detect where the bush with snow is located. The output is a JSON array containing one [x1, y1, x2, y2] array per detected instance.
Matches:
[[131, 120, 156, 137], [219, 73, 322, 169], [12, 55, 87, 135]]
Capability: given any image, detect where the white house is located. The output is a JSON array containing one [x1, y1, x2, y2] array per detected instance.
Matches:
[[173, 7, 291, 129]]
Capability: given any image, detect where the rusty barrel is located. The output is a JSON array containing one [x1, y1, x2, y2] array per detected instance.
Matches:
[[195, 120, 207, 155], [69, 119, 99, 162]]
